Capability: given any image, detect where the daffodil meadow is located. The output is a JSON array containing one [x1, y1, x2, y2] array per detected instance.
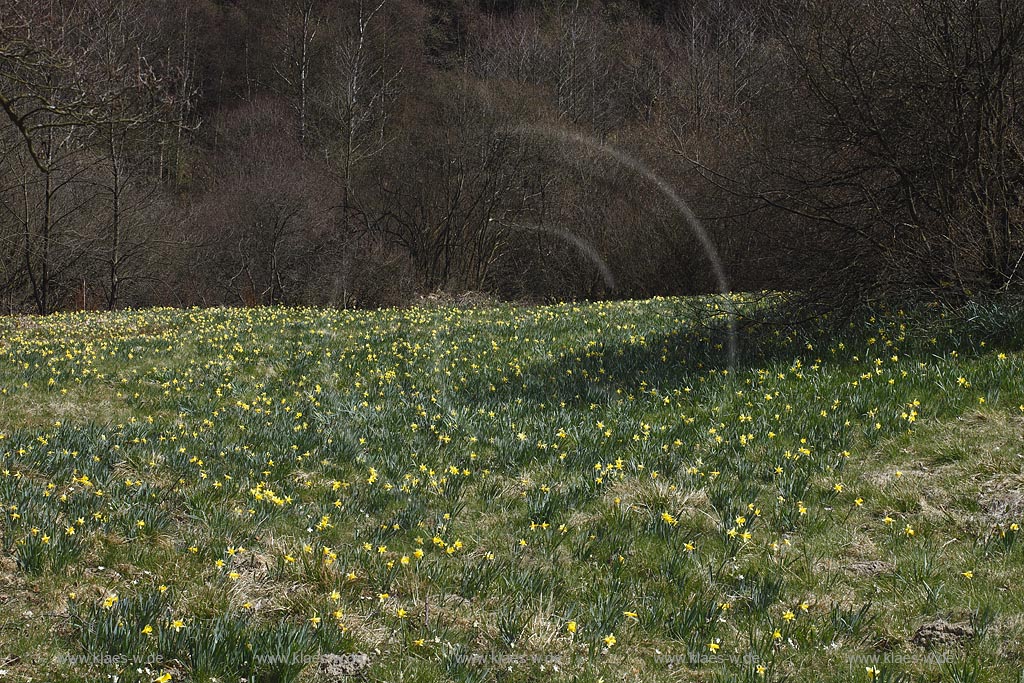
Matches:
[[1, 297, 1023, 683]]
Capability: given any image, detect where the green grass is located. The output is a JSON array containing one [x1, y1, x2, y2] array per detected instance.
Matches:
[[0, 296, 1023, 682]]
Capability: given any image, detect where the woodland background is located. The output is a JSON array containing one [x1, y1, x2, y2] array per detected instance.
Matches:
[[1, 0, 1022, 313]]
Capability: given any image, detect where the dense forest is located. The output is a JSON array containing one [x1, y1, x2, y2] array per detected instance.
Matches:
[[1, 0, 1022, 313]]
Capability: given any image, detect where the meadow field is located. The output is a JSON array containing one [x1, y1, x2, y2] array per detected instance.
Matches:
[[0, 297, 1022, 683]]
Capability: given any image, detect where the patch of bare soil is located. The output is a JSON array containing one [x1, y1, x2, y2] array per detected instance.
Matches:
[[845, 560, 895, 576], [910, 620, 974, 649], [319, 652, 371, 680]]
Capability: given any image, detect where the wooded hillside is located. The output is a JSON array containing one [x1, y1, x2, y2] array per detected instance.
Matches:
[[2, 0, 1021, 312]]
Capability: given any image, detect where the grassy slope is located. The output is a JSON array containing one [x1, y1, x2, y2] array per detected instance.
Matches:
[[0, 297, 1022, 683]]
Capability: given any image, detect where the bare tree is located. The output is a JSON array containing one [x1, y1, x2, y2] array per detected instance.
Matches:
[[352, 89, 546, 293], [195, 98, 329, 306], [272, 0, 324, 150], [1, 0, 176, 312], [777, 0, 1024, 298], [330, 0, 403, 219]]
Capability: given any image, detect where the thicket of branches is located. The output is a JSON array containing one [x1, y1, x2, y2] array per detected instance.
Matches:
[[1, 0, 1021, 313]]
